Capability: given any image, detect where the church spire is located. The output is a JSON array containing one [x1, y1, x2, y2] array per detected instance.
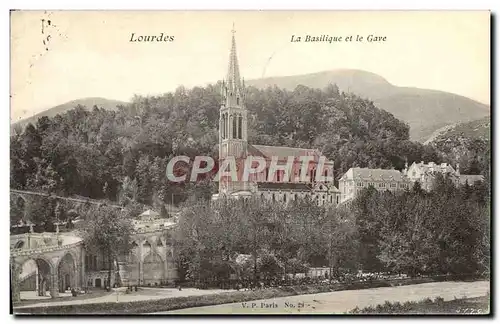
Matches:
[[227, 23, 241, 92]]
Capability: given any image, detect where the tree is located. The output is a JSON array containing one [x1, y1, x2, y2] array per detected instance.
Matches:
[[25, 196, 55, 229], [320, 207, 359, 279], [118, 176, 139, 206], [81, 205, 134, 287]]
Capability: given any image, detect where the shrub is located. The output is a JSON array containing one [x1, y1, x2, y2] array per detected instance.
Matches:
[[434, 296, 444, 304]]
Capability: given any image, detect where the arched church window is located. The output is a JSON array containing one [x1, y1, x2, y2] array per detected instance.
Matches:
[[221, 114, 226, 139], [238, 115, 243, 139], [225, 114, 228, 139], [237, 97, 240, 105], [222, 114, 227, 138], [232, 116, 237, 139], [310, 169, 316, 183], [272, 193, 275, 201], [283, 194, 287, 203]]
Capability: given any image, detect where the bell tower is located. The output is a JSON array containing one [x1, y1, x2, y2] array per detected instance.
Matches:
[[219, 25, 248, 195]]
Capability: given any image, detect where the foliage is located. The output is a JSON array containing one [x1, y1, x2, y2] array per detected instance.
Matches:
[[174, 196, 359, 285], [348, 295, 489, 314], [353, 174, 490, 276], [429, 117, 490, 176], [10, 83, 455, 204], [80, 205, 134, 286]]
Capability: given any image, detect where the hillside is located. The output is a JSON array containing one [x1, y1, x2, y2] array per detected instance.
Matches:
[[11, 70, 490, 143], [11, 84, 443, 203], [426, 116, 490, 175], [247, 69, 490, 142], [426, 116, 490, 144], [12, 97, 127, 130]]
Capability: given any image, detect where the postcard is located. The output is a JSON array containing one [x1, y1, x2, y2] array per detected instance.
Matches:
[[10, 10, 490, 315]]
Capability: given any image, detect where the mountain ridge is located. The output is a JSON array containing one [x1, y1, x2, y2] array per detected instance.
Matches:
[[246, 69, 489, 142], [12, 69, 489, 142], [12, 97, 127, 129]]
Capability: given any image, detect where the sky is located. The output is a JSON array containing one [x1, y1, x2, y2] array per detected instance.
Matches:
[[10, 10, 490, 122]]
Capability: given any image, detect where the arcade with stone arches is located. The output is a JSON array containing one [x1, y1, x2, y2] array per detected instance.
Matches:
[[117, 230, 177, 287], [11, 233, 85, 302]]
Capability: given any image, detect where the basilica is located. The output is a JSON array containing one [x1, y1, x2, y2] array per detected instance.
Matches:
[[211, 28, 340, 206]]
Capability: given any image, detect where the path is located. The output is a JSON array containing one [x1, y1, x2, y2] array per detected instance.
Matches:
[[14, 288, 234, 309], [158, 280, 490, 314]]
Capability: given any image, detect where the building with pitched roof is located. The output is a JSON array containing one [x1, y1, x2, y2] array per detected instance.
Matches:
[[406, 161, 460, 191], [339, 167, 410, 203], [212, 27, 339, 206], [339, 161, 485, 204]]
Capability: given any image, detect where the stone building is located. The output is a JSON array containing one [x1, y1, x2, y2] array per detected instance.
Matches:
[[10, 228, 85, 301], [85, 209, 178, 288], [405, 161, 460, 191], [212, 27, 339, 205], [338, 167, 410, 203], [11, 208, 179, 302]]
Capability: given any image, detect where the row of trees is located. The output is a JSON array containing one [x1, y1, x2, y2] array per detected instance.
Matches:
[[354, 174, 490, 277], [173, 174, 490, 285], [174, 196, 357, 285]]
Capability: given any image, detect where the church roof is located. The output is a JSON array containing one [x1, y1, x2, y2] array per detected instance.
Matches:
[[249, 144, 321, 160], [341, 167, 404, 182]]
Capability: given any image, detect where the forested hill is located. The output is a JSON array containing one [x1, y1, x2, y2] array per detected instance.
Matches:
[[426, 116, 490, 144], [11, 83, 449, 206], [11, 97, 127, 133], [247, 69, 490, 142], [427, 117, 490, 176]]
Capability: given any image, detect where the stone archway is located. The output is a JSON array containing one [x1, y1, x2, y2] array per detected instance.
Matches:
[[14, 240, 25, 249], [142, 251, 164, 286], [127, 252, 140, 286], [16, 257, 54, 300], [57, 253, 76, 293]]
